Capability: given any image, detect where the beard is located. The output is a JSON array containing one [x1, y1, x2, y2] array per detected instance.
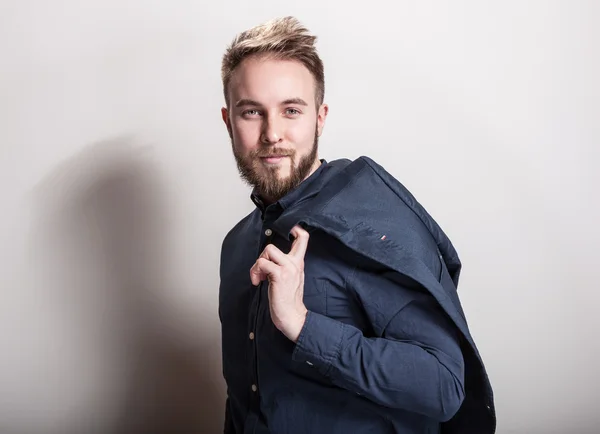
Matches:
[[232, 129, 319, 203]]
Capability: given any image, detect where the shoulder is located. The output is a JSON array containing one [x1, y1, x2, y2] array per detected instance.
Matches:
[[322, 155, 419, 221], [326, 155, 411, 198], [349, 155, 409, 189], [320, 156, 444, 266]]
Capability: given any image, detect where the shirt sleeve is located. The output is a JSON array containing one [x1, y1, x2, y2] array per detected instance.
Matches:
[[291, 266, 465, 422]]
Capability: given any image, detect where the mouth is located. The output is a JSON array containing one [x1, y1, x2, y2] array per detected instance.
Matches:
[[259, 155, 289, 164]]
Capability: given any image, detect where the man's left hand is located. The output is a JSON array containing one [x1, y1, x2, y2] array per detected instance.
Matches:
[[250, 225, 310, 342]]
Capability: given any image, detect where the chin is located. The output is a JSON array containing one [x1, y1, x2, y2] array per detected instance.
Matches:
[[276, 168, 292, 179]]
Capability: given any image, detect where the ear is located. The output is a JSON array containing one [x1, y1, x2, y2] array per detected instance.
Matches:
[[221, 107, 233, 138], [316, 103, 329, 137]]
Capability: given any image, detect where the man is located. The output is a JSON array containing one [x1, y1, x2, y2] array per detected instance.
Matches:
[[218, 16, 495, 434]]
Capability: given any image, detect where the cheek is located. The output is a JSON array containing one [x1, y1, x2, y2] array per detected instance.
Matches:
[[232, 122, 259, 150], [287, 121, 316, 148]]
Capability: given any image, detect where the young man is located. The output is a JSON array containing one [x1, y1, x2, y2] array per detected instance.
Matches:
[[218, 16, 495, 434]]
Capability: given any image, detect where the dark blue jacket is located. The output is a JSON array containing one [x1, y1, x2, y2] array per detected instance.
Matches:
[[273, 156, 496, 433], [220, 156, 495, 433]]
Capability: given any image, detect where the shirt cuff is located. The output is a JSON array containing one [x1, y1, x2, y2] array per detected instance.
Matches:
[[292, 310, 345, 377]]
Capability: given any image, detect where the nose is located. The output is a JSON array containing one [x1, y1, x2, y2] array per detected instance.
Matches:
[[260, 115, 283, 145]]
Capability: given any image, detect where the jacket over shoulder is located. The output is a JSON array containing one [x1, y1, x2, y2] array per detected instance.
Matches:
[[272, 156, 496, 434]]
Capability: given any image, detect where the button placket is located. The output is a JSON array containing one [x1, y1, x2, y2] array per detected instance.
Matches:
[[251, 218, 276, 401]]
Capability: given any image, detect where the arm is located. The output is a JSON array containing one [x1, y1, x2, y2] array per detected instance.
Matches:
[[291, 267, 465, 422]]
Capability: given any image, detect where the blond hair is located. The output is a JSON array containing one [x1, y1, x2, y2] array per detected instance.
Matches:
[[221, 16, 325, 107]]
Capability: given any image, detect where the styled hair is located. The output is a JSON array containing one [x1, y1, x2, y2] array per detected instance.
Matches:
[[221, 16, 325, 107]]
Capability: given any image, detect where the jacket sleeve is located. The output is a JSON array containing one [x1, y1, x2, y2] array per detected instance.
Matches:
[[292, 266, 465, 422]]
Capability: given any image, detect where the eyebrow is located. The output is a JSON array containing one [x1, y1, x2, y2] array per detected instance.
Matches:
[[281, 98, 308, 106], [234, 97, 309, 108], [235, 99, 261, 108]]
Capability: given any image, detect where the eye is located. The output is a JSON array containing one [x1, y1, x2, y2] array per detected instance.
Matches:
[[242, 109, 261, 117], [285, 108, 301, 116]]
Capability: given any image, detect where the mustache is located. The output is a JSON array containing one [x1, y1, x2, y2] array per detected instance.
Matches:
[[253, 148, 295, 158]]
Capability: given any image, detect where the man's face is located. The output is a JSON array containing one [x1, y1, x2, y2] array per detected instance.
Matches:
[[222, 55, 328, 203]]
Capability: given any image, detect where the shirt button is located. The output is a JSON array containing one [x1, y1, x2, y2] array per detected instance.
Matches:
[[249, 332, 255, 340], [251, 384, 257, 392], [264, 228, 272, 236]]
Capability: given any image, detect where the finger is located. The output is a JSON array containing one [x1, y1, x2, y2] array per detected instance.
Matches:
[[259, 243, 291, 266], [289, 225, 310, 260], [249, 257, 279, 286]]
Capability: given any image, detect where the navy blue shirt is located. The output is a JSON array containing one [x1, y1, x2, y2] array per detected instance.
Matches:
[[219, 160, 465, 434]]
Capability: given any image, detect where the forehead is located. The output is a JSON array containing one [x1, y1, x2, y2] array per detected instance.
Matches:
[[228, 56, 316, 106]]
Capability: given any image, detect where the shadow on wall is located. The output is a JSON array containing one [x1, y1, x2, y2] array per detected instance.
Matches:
[[31, 137, 223, 434]]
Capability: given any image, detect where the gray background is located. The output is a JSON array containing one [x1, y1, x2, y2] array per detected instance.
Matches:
[[1, 1, 598, 433]]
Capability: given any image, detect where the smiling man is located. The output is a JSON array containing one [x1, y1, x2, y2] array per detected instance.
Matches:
[[221, 27, 327, 206], [218, 16, 495, 434]]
